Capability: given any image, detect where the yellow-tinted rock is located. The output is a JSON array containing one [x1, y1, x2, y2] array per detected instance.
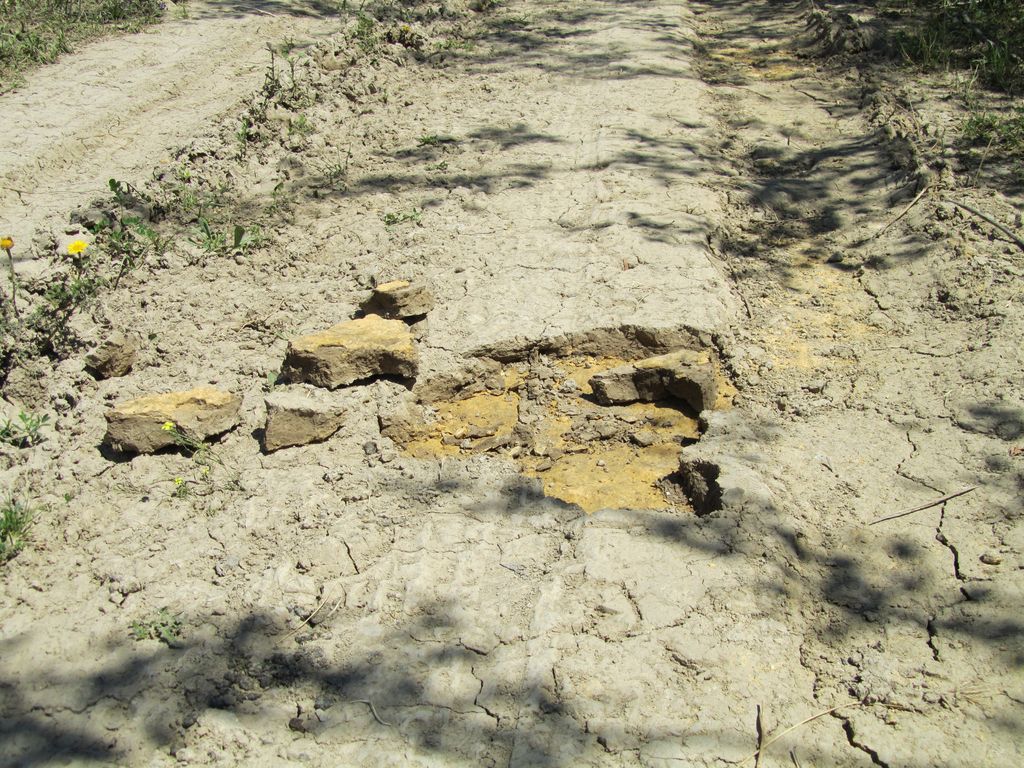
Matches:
[[281, 315, 418, 389], [104, 386, 241, 454]]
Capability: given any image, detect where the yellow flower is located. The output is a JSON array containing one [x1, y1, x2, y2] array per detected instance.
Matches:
[[67, 240, 89, 255], [174, 477, 185, 486], [0, 236, 12, 251], [162, 421, 176, 432]]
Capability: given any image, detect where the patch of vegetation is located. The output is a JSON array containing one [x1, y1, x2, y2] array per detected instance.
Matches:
[[130, 608, 183, 646], [417, 134, 457, 147], [963, 105, 1024, 157], [0, 0, 165, 92], [0, 410, 49, 447], [382, 207, 422, 226], [896, 0, 1023, 93], [0, 495, 34, 563]]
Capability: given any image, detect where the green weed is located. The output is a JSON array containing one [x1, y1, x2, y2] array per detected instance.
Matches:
[[232, 224, 263, 254], [288, 114, 314, 137], [0, 495, 33, 563], [382, 207, 422, 226], [130, 608, 183, 646], [0, 410, 49, 447], [192, 217, 228, 257], [896, 0, 1024, 93]]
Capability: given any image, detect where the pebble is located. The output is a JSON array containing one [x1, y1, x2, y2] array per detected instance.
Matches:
[[980, 552, 1002, 565]]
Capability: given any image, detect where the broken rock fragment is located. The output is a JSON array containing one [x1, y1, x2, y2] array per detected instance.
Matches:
[[281, 315, 418, 389], [85, 332, 137, 379], [360, 280, 435, 319], [589, 350, 719, 413], [104, 386, 241, 454], [379, 400, 427, 444], [263, 388, 346, 452]]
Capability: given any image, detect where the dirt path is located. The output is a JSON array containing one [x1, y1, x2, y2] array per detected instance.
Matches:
[[0, 0, 338, 272], [1, 0, 1022, 765]]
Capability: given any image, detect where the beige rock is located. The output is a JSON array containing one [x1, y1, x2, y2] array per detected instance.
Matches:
[[379, 400, 426, 444], [360, 280, 435, 319], [281, 315, 418, 389], [263, 388, 346, 452], [104, 386, 241, 454], [85, 332, 137, 379], [590, 350, 719, 413]]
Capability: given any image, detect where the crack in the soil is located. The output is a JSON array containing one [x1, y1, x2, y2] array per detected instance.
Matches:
[[935, 503, 964, 582], [342, 540, 361, 575], [834, 713, 890, 768], [925, 616, 941, 662]]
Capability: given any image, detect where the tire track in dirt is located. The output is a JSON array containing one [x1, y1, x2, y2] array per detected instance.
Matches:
[[0, 1, 338, 264]]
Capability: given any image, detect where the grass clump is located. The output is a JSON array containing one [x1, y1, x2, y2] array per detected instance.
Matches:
[[896, 0, 1024, 93], [0, 0, 166, 92], [963, 105, 1024, 155], [0, 495, 34, 563]]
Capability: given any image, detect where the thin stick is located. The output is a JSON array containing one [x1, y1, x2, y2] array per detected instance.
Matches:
[[352, 699, 392, 726], [754, 705, 766, 768], [869, 486, 977, 526], [732, 701, 866, 765], [872, 185, 930, 240], [946, 198, 1024, 253], [280, 590, 332, 640]]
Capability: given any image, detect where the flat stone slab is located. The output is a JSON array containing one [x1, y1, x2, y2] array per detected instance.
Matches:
[[281, 315, 418, 389], [104, 386, 241, 454], [360, 279, 435, 319], [263, 388, 346, 452], [589, 350, 719, 412]]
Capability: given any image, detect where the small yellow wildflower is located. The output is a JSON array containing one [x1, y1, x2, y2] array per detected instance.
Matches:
[[174, 477, 185, 487], [0, 236, 12, 251], [162, 421, 176, 432], [67, 239, 89, 255]]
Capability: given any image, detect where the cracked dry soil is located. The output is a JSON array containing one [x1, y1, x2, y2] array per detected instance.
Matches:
[[1, 0, 1023, 766]]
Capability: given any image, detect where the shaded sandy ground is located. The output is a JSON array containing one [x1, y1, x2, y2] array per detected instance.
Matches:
[[0, 0, 1022, 766]]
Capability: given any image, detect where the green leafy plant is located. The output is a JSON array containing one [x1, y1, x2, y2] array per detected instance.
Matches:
[[0, 410, 49, 447], [192, 218, 228, 257], [382, 207, 422, 226], [130, 608, 183, 646], [161, 421, 223, 470], [232, 224, 262, 254], [236, 117, 253, 158], [288, 114, 313, 137], [353, 13, 379, 53], [27, 239, 104, 352], [0, 495, 33, 562]]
